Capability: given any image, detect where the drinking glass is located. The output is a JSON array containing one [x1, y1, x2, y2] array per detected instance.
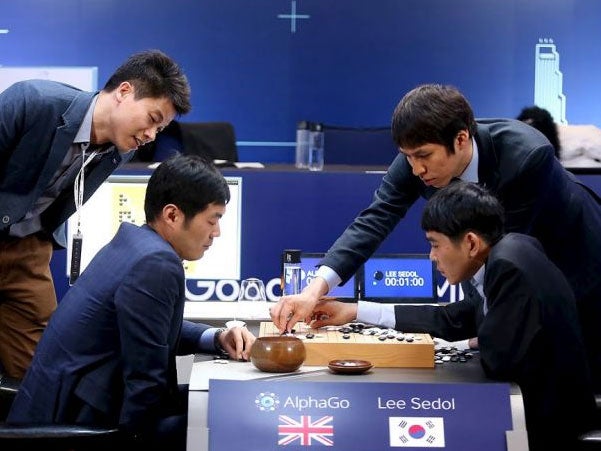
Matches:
[[235, 277, 268, 321]]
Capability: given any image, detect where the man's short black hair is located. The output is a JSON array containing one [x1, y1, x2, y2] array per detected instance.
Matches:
[[421, 181, 504, 245], [144, 154, 230, 223], [104, 49, 191, 115], [392, 84, 476, 154]]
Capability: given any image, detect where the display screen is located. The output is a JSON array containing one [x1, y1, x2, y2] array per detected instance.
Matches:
[[67, 174, 242, 281], [361, 254, 437, 303], [300, 253, 356, 299]]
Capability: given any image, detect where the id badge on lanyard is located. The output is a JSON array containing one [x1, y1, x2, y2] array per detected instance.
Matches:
[[69, 148, 98, 285]]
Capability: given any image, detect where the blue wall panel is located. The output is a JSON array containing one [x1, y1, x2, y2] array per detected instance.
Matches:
[[1, 1, 599, 163]]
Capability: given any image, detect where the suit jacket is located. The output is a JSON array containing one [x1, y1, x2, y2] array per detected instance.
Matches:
[[8, 223, 212, 434], [0, 80, 132, 247], [321, 119, 601, 297], [393, 233, 596, 450], [320, 118, 601, 390]]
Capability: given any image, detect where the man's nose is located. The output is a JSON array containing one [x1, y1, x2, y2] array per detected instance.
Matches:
[[411, 160, 425, 176], [143, 128, 158, 142]]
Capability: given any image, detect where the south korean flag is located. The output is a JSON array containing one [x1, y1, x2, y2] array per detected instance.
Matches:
[[389, 417, 445, 447]]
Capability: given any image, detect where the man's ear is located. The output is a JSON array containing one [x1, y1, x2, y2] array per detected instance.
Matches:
[[465, 231, 481, 256], [115, 81, 134, 102], [162, 204, 181, 226], [455, 129, 470, 148]]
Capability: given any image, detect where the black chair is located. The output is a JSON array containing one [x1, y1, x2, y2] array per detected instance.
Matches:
[[132, 120, 184, 162], [178, 121, 238, 163], [580, 430, 601, 450], [578, 394, 601, 450], [0, 424, 123, 451], [0, 374, 121, 451], [132, 120, 238, 164], [0, 375, 18, 420]]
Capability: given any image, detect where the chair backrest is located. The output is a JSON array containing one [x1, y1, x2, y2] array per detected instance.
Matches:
[[131, 121, 239, 163], [178, 121, 239, 162], [0, 375, 122, 448], [0, 375, 19, 421], [322, 127, 397, 166], [132, 120, 183, 162]]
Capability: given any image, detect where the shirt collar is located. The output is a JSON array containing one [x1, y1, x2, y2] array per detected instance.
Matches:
[[459, 137, 479, 183], [73, 94, 99, 145], [471, 264, 486, 288]]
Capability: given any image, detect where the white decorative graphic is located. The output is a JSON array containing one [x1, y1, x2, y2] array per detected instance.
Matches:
[[389, 417, 445, 447], [277, 1, 310, 33], [534, 38, 568, 124]]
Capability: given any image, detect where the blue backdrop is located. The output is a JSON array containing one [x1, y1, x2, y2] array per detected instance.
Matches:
[[4, 0, 601, 302], [49, 167, 601, 303], [1, 0, 599, 162]]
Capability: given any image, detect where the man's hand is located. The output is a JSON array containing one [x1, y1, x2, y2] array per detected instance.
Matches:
[[219, 326, 256, 361], [308, 299, 358, 329], [468, 337, 479, 350], [270, 277, 329, 333]]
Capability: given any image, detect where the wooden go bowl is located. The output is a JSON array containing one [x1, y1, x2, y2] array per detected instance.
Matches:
[[250, 336, 306, 373]]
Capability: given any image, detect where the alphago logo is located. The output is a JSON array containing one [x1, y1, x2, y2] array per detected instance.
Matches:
[[255, 392, 280, 411], [185, 278, 283, 301]]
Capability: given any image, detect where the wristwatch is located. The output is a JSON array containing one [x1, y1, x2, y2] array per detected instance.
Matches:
[[213, 328, 228, 357]]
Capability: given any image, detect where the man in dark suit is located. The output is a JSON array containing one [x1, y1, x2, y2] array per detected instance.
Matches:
[[0, 49, 192, 379], [308, 182, 597, 451], [272, 84, 601, 392], [7, 155, 255, 450]]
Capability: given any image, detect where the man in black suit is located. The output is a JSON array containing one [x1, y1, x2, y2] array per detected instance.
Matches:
[[307, 181, 597, 451], [271, 84, 601, 392]]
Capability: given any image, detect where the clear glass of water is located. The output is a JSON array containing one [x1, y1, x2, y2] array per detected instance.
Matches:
[[308, 125, 324, 171], [235, 277, 268, 320]]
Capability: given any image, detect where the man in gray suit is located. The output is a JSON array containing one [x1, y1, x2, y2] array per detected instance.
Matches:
[[0, 49, 191, 378], [272, 84, 601, 392]]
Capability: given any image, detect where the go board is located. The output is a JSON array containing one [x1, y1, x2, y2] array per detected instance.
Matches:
[[258, 322, 434, 368]]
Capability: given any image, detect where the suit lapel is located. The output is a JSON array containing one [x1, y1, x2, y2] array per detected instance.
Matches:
[[474, 123, 501, 191], [35, 91, 97, 200]]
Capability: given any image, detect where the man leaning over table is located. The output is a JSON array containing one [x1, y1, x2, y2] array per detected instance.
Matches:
[[271, 83, 601, 395], [0, 49, 193, 379]]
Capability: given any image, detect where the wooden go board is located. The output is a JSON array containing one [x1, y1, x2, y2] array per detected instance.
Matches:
[[259, 322, 435, 368]]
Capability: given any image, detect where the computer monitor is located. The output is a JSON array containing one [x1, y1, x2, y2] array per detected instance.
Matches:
[[300, 252, 357, 300], [66, 174, 242, 281], [359, 254, 437, 303]]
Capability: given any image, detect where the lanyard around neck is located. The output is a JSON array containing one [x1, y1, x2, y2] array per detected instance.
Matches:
[[73, 147, 98, 234]]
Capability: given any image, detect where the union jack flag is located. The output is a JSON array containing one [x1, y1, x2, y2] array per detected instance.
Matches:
[[278, 415, 334, 446]]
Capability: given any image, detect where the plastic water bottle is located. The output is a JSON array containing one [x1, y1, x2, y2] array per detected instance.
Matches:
[[282, 249, 302, 296], [295, 121, 311, 169], [308, 122, 324, 171]]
